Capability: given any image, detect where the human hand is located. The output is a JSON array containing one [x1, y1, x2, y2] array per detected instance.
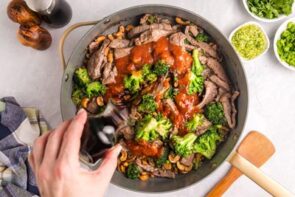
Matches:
[[28, 109, 121, 197]]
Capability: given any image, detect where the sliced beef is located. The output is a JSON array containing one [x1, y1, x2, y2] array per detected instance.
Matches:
[[184, 27, 219, 59], [180, 154, 194, 167], [189, 25, 199, 37], [202, 68, 212, 78], [196, 118, 212, 136], [169, 32, 186, 47], [230, 91, 239, 128], [102, 62, 117, 85], [140, 14, 152, 25], [135, 29, 174, 45], [109, 39, 130, 48], [136, 159, 175, 178], [128, 23, 173, 38], [87, 39, 110, 80], [116, 123, 134, 140], [164, 98, 180, 116], [202, 57, 229, 83], [114, 47, 133, 59], [220, 91, 239, 129], [152, 170, 176, 178], [216, 87, 227, 101], [197, 80, 218, 109], [88, 40, 100, 54], [209, 75, 230, 91]]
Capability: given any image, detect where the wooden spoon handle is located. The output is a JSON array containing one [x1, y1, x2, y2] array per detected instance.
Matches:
[[230, 153, 294, 197], [206, 167, 242, 197]]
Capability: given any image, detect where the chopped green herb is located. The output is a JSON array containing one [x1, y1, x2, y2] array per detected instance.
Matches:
[[277, 22, 295, 67], [231, 24, 267, 60]]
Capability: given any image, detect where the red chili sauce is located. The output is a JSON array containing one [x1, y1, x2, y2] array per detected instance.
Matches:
[[106, 37, 199, 156]]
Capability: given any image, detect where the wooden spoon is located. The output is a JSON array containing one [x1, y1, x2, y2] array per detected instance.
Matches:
[[207, 131, 293, 197]]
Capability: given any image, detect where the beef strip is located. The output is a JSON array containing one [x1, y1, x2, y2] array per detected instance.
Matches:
[[196, 118, 212, 136], [220, 91, 239, 128], [135, 29, 174, 45], [201, 56, 229, 83], [216, 87, 227, 101], [87, 39, 110, 80], [136, 159, 175, 178], [189, 25, 199, 37], [109, 39, 130, 48], [114, 47, 133, 59], [102, 62, 117, 85], [230, 91, 239, 128], [209, 74, 230, 91], [184, 26, 219, 59], [169, 32, 186, 46], [197, 80, 218, 109], [116, 123, 134, 140], [88, 40, 100, 54], [180, 154, 194, 167], [128, 23, 173, 38]]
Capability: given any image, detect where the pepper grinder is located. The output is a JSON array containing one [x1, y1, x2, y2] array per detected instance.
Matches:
[[25, 0, 72, 28]]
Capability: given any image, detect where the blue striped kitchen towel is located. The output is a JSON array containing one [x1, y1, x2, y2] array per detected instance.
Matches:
[[0, 97, 49, 197]]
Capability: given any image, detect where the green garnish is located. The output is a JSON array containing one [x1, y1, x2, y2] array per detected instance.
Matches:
[[231, 24, 267, 60], [247, 0, 294, 19], [277, 22, 295, 67]]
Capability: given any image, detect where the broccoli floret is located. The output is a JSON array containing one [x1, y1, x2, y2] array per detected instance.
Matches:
[[126, 163, 140, 179], [71, 88, 85, 105], [186, 114, 205, 132], [135, 115, 159, 142], [73, 67, 91, 87], [124, 70, 144, 93], [164, 87, 178, 99], [156, 148, 169, 167], [156, 114, 172, 140], [154, 60, 169, 76], [204, 102, 226, 125], [188, 72, 204, 94], [193, 127, 222, 159], [85, 81, 106, 98], [188, 49, 204, 94], [191, 49, 204, 76], [147, 15, 157, 24], [142, 64, 157, 83], [138, 95, 157, 113], [172, 133, 197, 157], [195, 33, 210, 43]]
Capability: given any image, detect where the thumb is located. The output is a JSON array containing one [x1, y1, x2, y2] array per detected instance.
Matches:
[[93, 144, 122, 181]]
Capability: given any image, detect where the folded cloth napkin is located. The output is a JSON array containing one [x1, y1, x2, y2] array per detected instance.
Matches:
[[0, 97, 49, 197]]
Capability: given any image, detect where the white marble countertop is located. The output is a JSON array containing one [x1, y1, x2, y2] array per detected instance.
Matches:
[[1, 0, 295, 196]]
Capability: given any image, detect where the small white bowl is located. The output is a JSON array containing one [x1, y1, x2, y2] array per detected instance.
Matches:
[[242, 0, 295, 23], [229, 21, 270, 61], [274, 17, 295, 71]]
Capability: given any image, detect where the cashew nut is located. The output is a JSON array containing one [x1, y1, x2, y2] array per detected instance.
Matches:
[[94, 35, 106, 45], [168, 153, 180, 163], [96, 96, 104, 106], [126, 24, 134, 32], [107, 50, 114, 63], [119, 150, 127, 162], [81, 98, 89, 109], [175, 17, 190, 25]]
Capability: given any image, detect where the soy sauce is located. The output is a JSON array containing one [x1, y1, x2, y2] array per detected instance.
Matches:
[[81, 117, 116, 162], [25, 0, 72, 28], [41, 0, 72, 28]]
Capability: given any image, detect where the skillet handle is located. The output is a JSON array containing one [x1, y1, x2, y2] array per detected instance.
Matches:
[[58, 21, 100, 70], [229, 153, 294, 197]]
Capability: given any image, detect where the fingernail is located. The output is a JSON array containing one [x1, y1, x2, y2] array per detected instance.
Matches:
[[77, 108, 85, 115], [112, 144, 122, 155]]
